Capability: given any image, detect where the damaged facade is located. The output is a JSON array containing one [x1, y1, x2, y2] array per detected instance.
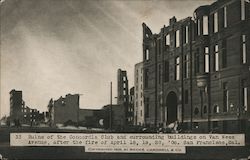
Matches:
[[142, 0, 250, 133], [134, 62, 145, 126], [48, 94, 80, 126], [9, 89, 46, 126], [117, 69, 133, 125]]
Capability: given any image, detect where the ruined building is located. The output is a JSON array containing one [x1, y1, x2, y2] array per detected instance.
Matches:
[[117, 69, 133, 125], [142, 0, 250, 133], [9, 89, 45, 126], [9, 89, 24, 123], [134, 62, 145, 126], [48, 94, 80, 125]]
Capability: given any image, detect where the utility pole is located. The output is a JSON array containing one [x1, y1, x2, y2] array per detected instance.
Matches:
[[110, 82, 112, 131]]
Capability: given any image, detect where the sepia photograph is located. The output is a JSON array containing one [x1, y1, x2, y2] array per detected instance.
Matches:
[[0, 0, 250, 159]]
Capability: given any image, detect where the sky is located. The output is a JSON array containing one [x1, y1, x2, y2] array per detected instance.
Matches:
[[0, 0, 215, 118]]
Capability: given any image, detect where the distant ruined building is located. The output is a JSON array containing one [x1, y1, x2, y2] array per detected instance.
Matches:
[[10, 89, 23, 123], [117, 69, 133, 125], [134, 62, 144, 126], [9, 89, 46, 126], [49, 94, 80, 125]]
